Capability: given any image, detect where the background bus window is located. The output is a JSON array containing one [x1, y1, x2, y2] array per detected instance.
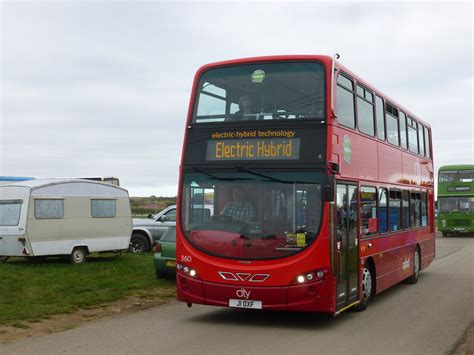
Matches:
[[421, 192, 428, 227], [439, 170, 457, 182], [375, 95, 385, 141], [378, 188, 388, 233], [399, 111, 408, 150], [356, 86, 375, 136], [336, 74, 355, 129], [389, 190, 402, 231], [459, 170, 474, 182], [360, 187, 377, 237], [402, 190, 410, 229], [410, 192, 421, 228]]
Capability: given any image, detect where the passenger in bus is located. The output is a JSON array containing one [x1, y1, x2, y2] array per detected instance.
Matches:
[[219, 186, 255, 222], [227, 95, 256, 121]]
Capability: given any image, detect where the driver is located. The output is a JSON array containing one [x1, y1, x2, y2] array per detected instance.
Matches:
[[220, 186, 255, 222]]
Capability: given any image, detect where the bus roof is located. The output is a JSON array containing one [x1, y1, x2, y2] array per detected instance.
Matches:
[[439, 164, 474, 171]]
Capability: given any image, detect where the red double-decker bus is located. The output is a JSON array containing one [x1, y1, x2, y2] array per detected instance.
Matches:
[[176, 54, 435, 314]]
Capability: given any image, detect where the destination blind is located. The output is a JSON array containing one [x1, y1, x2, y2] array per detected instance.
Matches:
[[206, 130, 300, 161]]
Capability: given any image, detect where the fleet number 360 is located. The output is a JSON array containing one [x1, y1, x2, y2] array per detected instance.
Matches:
[[180, 255, 192, 263]]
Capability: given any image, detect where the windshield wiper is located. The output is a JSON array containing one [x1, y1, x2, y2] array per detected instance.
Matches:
[[236, 166, 290, 184]]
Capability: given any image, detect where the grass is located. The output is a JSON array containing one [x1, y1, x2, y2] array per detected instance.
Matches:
[[0, 253, 175, 327]]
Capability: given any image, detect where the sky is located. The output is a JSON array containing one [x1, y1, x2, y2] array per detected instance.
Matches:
[[1, 1, 472, 197]]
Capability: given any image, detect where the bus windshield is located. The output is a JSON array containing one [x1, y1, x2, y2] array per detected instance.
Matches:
[[180, 171, 323, 260], [193, 62, 325, 124], [439, 197, 474, 213]]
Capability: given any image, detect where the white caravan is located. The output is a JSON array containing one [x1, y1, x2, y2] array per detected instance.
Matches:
[[0, 179, 132, 264]]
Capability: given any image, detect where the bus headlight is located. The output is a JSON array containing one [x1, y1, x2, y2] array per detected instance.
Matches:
[[297, 275, 305, 283]]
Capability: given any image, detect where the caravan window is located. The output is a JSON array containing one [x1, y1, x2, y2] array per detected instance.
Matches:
[[35, 199, 64, 219], [0, 200, 22, 226], [91, 199, 116, 218]]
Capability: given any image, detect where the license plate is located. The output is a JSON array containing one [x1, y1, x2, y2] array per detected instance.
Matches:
[[229, 299, 262, 309], [166, 260, 176, 267]]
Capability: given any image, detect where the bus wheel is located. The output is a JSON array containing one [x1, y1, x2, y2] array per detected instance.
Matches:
[[353, 264, 374, 312], [406, 247, 420, 284], [69, 247, 87, 264]]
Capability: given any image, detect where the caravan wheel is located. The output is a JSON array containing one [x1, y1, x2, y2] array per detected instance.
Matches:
[[69, 247, 87, 264]]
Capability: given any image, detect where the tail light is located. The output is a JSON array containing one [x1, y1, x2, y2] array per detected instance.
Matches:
[[154, 244, 162, 252]]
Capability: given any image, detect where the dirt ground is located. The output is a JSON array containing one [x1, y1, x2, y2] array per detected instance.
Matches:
[[452, 321, 474, 355], [0, 288, 176, 344]]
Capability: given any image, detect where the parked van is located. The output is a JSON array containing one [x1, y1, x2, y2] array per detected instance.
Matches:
[[0, 179, 132, 264]]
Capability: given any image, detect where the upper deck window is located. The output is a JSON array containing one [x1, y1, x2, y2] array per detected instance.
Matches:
[[385, 102, 399, 146], [356, 85, 375, 136], [192, 62, 325, 123], [336, 74, 356, 129]]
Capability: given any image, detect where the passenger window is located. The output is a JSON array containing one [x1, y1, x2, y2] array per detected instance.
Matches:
[[389, 190, 401, 232], [378, 188, 388, 233], [410, 192, 421, 228], [336, 75, 355, 129], [91, 199, 116, 218], [421, 192, 428, 227], [408, 118, 419, 154], [399, 111, 408, 150], [375, 96, 385, 141], [424, 126, 431, 159], [386, 114, 399, 146], [402, 190, 410, 229], [418, 123, 425, 157], [35, 199, 64, 219], [357, 85, 375, 136], [360, 187, 377, 237]]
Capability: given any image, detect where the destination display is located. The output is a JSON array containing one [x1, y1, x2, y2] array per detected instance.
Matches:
[[448, 186, 470, 192], [183, 126, 326, 166], [206, 138, 300, 161]]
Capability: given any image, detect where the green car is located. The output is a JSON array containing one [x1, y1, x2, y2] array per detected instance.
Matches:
[[153, 226, 176, 278]]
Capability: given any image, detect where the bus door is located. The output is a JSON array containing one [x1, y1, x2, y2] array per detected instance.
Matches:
[[335, 183, 359, 311]]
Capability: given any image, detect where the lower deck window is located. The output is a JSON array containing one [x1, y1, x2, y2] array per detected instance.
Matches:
[[410, 193, 421, 228]]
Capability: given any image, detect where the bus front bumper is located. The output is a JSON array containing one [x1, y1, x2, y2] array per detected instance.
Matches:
[[177, 273, 335, 313]]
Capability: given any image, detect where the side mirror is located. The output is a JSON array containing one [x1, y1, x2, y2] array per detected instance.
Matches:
[[159, 215, 168, 222], [322, 174, 335, 202]]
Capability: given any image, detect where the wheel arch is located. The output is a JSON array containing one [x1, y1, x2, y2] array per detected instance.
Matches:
[[132, 228, 153, 246]]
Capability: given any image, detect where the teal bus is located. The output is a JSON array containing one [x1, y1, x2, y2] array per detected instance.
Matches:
[[437, 165, 474, 236]]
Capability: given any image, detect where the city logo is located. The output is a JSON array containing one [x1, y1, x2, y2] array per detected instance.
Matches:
[[236, 288, 251, 299]]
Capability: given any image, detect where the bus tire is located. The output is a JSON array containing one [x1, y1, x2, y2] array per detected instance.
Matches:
[[69, 247, 87, 264], [405, 247, 421, 284], [128, 233, 150, 253], [353, 263, 374, 312]]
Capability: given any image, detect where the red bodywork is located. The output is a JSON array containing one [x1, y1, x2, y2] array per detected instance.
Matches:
[[176, 55, 435, 314]]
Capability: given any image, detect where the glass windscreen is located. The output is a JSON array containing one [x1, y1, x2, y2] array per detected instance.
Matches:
[[439, 197, 474, 213], [181, 171, 323, 260], [439, 171, 458, 182], [193, 62, 325, 123], [0, 200, 22, 226]]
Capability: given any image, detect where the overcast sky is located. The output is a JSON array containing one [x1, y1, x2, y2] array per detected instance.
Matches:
[[1, 1, 472, 196]]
